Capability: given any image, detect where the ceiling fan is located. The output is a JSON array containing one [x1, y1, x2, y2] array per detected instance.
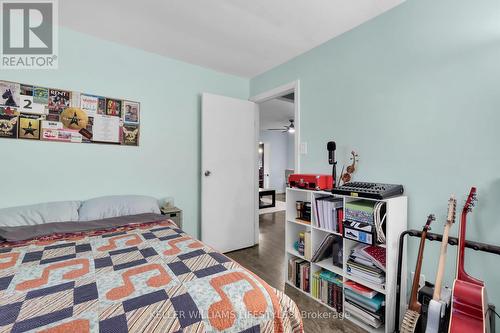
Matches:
[[267, 119, 295, 133]]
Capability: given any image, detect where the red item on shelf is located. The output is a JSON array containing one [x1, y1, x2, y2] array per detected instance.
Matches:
[[288, 174, 333, 191], [337, 208, 344, 234]]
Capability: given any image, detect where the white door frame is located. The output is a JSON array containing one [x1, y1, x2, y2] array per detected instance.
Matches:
[[262, 142, 270, 189], [249, 80, 301, 173]]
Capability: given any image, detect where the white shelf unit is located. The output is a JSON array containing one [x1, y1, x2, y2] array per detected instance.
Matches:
[[285, 187, 408, 333]]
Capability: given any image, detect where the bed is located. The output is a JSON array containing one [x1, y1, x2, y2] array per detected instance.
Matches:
[[0, 212, 303, 333]]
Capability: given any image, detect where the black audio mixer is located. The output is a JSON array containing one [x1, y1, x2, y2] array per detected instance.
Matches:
[[332, 182, 404, 199]]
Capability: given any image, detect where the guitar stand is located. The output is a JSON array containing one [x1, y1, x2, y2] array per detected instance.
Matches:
[[394, 229, 500, 333]]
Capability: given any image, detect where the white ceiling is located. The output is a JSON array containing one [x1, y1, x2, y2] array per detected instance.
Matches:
[[59, 0, 404, 78], [260, 99, 294, 130]]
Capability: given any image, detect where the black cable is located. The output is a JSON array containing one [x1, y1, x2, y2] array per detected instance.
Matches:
[[489, 307, 500, 319]]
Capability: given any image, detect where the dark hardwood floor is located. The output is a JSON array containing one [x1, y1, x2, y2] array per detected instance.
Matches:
[[226, 210, 365, 333]]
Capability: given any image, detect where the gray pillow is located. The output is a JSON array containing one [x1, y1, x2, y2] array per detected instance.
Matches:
[[78, 195, 160, 221], [0, 201, 81, 227]]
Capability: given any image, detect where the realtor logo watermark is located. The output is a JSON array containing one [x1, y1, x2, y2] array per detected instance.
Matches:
[[1, 0, 58, 69]]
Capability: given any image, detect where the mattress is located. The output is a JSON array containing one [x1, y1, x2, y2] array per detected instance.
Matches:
[[0, 214, 303, 333]]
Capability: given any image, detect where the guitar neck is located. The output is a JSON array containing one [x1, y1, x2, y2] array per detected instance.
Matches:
[[433, 223, 451, 300], [456, 206, 483, 286], [409, 230, 428, 311]]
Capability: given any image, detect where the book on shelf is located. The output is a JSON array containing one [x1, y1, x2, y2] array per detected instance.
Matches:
[[314, 196, 343, 232], [345, 200, 376, 224], [304, 231, 312, 261], [344, 280, 385, 329], [352, 244, 386, 272], [345, 301, 384, 328], [346, 264, 386, 285], [331, 238, 343, 268], [311, 234, 332, 262], [312, 270, 343, 313], [347, 260, 384, 276], [344, 280, 377, 299], [288, 257, 310, 293], [344, 288, 385, 312], [337, 208, 344, 234]]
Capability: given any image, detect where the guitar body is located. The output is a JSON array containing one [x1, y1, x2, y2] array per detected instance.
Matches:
[[426, 299, 445, 333], [401, 310, 420, 333], [448, 187, 489, 333], [449, 280, 488, 333]]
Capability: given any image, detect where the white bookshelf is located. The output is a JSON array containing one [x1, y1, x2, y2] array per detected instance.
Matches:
[[285, 187, 408, 333]]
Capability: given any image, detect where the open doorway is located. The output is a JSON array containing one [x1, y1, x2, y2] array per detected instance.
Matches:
[[225, 82, 299, 290], [257, 94, 295, 214], [225, 82, 299, 287]]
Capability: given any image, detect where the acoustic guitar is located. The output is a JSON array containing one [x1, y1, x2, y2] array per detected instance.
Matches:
[[448, 187, 490, 333], [400, 214, 435, 333], [425, 196, 456, 333]]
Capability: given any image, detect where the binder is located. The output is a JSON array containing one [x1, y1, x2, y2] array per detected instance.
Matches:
[[311, 234, 335, 262]]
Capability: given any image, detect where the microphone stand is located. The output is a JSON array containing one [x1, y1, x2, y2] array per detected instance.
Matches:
[[331, 150, 337, 189]]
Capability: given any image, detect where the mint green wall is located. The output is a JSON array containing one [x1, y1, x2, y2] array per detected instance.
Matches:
[[0, 28, 249, 238], [251, 0, 500, 317]]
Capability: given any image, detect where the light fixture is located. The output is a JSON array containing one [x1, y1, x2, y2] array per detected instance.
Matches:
[[288, 127, 295, 134], [258, 147, 263, 154]]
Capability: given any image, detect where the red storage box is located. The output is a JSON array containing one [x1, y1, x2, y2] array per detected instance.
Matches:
[[288, 174, 333, 191]]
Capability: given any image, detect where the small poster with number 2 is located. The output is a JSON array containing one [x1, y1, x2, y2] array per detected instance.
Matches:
[[20, 84, 48, 115]]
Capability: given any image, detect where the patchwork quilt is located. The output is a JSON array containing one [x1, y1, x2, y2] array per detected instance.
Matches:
[[0, 217, 303, 333]]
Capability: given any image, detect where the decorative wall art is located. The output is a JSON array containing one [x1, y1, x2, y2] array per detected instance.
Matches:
[[0, 80, 140, 146]]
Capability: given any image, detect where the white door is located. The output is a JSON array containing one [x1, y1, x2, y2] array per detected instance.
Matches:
[[202, 93, 258, 253]]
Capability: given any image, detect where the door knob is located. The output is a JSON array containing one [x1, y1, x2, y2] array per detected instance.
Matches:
[[204, 170, 211, 176]]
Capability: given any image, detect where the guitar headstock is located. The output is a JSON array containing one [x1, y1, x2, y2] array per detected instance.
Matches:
[[463, 187, 478, 214], [424, 214, 435, 231], [447, 195, 457, 224]]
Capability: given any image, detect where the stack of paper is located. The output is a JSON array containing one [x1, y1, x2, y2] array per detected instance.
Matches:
[[347, 244, 386, 287]]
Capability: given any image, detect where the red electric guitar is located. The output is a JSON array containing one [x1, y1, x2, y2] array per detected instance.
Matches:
[[448, 187, 490, 333]]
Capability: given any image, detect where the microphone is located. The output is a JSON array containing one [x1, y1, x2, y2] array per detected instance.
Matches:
[[327, 141, 337, 189], [327, 141, 336, 165]]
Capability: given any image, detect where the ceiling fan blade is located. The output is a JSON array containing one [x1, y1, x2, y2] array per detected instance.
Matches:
[[267, 128, 285, 131]]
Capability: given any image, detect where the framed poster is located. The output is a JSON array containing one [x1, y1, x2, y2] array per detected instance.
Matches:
[[0, 79, 140, 146], [0, 81, 20, 107]]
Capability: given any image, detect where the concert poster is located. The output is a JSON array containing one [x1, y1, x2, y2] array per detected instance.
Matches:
[[48, 89, 71, 113], [20, 84, 47, 115], [0, 114, 18, 138], [106, 98, 122, 117], [123, 101, 140, 123], [0, 81, 20, 107], [33, 87, 49, 104], [18, 114, 41, 140], [122, 124, 139, 146]]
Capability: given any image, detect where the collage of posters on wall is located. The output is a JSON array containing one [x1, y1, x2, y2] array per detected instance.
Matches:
[[0, 80, 140, 146]]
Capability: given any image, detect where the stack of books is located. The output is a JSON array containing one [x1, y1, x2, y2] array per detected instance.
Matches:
[[288, 258, 310, 293], [346, 244, 386, 288], [314, 197, 343, 232], [344, 280, 385, 328], [311, 270, 343, 313]]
